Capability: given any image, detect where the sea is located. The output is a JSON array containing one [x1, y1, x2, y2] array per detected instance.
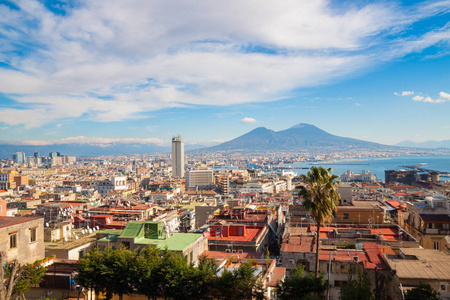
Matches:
[[282, 155, 450, 181]]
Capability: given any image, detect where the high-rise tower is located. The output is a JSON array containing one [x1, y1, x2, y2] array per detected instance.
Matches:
[[172, 135, 185, 178]]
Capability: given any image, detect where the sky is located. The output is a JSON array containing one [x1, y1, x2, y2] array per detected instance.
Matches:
[[1, 0, 450, 148]]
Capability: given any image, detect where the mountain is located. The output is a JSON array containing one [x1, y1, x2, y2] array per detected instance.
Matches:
[[395, 140, 450, 149], [201, 123, 385, 151]]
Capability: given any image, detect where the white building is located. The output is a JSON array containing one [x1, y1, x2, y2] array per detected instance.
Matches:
[[340, 170, 377, 183], [172, 135, 185, 178], [186, 168, 214, 187], [96, 176, 128, 197]]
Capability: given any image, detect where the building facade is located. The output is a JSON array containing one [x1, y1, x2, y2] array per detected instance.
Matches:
[[172, 135, 185, 178]]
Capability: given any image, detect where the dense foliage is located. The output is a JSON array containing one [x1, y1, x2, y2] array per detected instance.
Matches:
[[277, 265, 327, 300], [404, 283, 440, 300], [76, 246, 266, 300]]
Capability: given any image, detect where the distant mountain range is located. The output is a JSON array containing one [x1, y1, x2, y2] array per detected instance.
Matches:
[[199, 123, 386, 151], [2, 123, 446, 158], [395, 140, 450, 149]]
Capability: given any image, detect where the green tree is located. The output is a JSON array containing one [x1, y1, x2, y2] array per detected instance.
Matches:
[[0, 252, 47, 300], [277, 265, 326, 300], [99, 246, 136, 300], [76, 246, 136, 300], [76, 247, 106, 298], [340, 272, 375, 300], [133, 246, 161, 300], [404, 283, 439, 300], [217, 261, 264, 300], [13, 259, 47, 299], [298, 166, 340, 277], [189, 255, 219, 299]]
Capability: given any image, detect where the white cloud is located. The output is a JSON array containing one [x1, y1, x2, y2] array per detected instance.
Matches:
[[355, 103, 362, 106], [411, 91, 450, 103], [240, 117, 258, 124], [0, 0, 450, 127], [395, 91, 414, 96], [1, 136, 167, 146]]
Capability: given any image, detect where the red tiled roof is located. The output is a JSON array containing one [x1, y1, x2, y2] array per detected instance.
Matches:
[[281, 235, 315, 253]]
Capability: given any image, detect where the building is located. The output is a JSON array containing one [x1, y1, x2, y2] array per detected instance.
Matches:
[[12, 152, 26, 164], [172, 135, 185, 178], [0, 172, 16, 190], [186, 168, 214, 188], [385, 170, 417, 185], [404, 196, 450, 251], [385, 248, 450, 299], [334, 200, 388, 224], [207, 224, 269, 253], [97, 221, 208, 264], [340, 170, 377, 183], [96, 176, 128, 197], [0, 216, 45, 264]]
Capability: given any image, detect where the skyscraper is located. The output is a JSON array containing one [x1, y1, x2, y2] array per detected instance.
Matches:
[[12, 152, 26, 164], [172, 135, 184, 178]]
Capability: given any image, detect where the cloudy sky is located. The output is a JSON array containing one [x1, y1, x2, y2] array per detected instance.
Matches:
[[1, 0, 450, 147]]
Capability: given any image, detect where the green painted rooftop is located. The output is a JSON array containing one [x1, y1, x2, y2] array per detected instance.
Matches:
[[134, 232, 204, 251], [97, 229, 123, 235]]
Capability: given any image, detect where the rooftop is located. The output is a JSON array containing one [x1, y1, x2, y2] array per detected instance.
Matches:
[[386, 248, 450, 280], [0, 216, 43, 228]]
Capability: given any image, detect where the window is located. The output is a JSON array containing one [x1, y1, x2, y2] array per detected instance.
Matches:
[[433, 240, 440, 250], [343, 213, 349, 220], [9, 233, 17, 249], [441, 284, 446, 291], [30, 228, 36, 243]]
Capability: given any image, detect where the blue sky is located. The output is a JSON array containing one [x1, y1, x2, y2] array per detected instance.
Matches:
[[0, 0, 450, 147]]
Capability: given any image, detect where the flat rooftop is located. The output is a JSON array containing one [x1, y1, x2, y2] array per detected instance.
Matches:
[[386, 248, 450, 280]]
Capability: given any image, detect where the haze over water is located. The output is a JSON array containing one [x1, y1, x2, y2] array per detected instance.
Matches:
[[286, 155, 450, 181]]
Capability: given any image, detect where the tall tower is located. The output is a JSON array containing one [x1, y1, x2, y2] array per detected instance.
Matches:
[[172, 135, 185, 178]]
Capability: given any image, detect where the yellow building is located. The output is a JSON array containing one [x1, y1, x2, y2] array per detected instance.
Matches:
[[334, 200, 386, 224], [404, 199, 450, 251]]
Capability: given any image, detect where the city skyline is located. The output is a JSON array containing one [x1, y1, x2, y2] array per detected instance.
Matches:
[[1, 0, 450, 147]]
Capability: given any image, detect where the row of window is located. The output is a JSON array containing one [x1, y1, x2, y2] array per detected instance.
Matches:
[[9, 228, 37, 249]]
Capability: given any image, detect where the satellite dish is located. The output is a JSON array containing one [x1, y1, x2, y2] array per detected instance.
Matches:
[[64, 237, 68, 242], [96, 226, 100, 230], [87, 225, 90, 229], [45, 222, 49, 227], [88, 229, 93, 234], [75, 235, 79, 240], [81, 229, 85, 234]]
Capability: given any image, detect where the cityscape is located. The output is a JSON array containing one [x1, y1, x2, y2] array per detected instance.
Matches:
[[1, 1, 450, 300]]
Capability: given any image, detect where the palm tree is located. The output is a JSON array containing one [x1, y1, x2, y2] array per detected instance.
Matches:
[[298, 166, 340, 277]]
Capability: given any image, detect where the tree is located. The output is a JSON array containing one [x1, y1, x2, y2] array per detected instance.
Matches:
[[76, 247, 106, 299], [189, 255, 219, 299], [0, 252, 47, 300], [340, 272, 375, 300], [76, 246, 136, 300], [298, 166, 340, 277], [277, 265, 327, 300], [133, 246, 161, 300], [217, 261, 264, 300], [404, 283, 439, 300], [99, 246, 136, 300]]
